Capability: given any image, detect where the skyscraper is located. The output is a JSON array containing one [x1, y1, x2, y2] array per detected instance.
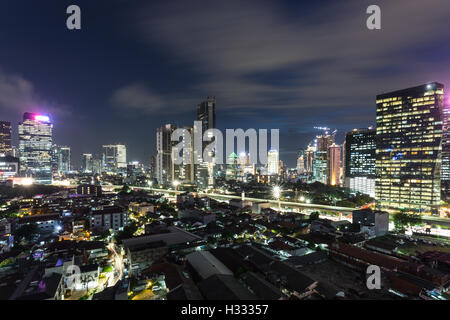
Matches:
[[327, 144, 341, 186], [18, 112, 53, 184], [344, 128, 376, 197], [178, 125, 194, 183], [82, 153, 93, 173], [58, 146, 71, 174], [305, 145, 315, 173], [156, 124, 176, 185], [296, 152, 305, 174], [197, 96, 216, 134], [375, 83, 444, 214], [267, 149, 279, 175], [313, 133, 335, 184], [0, 121, 12, 155], [442, 101, 450, 197], [103, 144, 127, 173], [196, 97, 216, 188]]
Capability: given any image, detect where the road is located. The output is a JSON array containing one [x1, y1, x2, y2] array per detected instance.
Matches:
[[107, 242, 124, 287]]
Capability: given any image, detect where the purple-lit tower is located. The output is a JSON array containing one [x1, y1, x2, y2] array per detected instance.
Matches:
[[18, 112, 53, 184]]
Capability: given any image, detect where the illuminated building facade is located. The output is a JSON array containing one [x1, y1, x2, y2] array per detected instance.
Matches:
[[313, 133, 334, 184], [267, 149, 279, 175], [344, 128, 376, 197], [375, 83, 444, 214], [196, 97, 216, 188], [327, 144, 341, 186], [442, 102, 450, 197], [58, 146, 71, 174], [226, 152, 239, 181], [305, 145, 315, 173], [82, 153, 93, 173], [156, 124, 176, 185], [103, 144, 127, 173], [0, 155, 19, 181], [18, 112, 53, 184], [174, 125, 194, 184], [0, 121, 12, 155], [296, 152, 305, 174]]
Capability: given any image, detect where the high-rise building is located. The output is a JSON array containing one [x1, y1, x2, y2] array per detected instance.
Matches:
[[0, 155, 19, 181], [0, 121, 12, 156], [58, 146, 71, 174], [18, 113, 53, 184], [196, 97, 216, 188], [103, 144, 127, 173], [51, 145, 60, 174], [197, 96, 216, 135], [375, 83, 444, 214], [327, 144, 341, 186], [344, 128, 376, 197], [226, 152, 239, 181], [305, 145, 315, 173], [82, 153, 93, 173], [156, 124, 176, 185], [176, 125, 194, 183], [442, 101, 450, 197], [296, 152, 305, 174], [313, 133, 335, 184], [267, 149, 279, 175]]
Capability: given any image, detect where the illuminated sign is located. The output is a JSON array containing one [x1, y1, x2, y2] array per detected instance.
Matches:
[[34, 115, 50, 122]]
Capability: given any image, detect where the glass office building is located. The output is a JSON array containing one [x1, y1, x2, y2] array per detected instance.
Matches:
[[344, 128, 376, 197], [0, 121, 12, 155], [375, 83, 444, 214], [18, 112, 53, 184]]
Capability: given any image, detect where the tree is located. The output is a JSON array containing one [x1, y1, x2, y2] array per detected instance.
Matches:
[[14, 223, 39, 242], [393, 212, 422, 233], [309, 212, 320, 221]]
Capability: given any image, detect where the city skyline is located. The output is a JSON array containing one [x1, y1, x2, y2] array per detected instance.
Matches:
[[1, 1, 450, 167], [1, 1, 450, 304]]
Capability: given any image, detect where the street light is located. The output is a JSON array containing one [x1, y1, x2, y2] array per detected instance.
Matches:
[[299, 196, 305, 202], [173, 180, 180, 191]]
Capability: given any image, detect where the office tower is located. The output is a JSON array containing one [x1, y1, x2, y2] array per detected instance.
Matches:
[[92, 158, 102, 175], [267, 149, 279, 175], [344, 128, 376, 197], [196, 97, 216, 188], [103, 144, 127, 173], [442, 102, 450, 197], [375, 83, 444, 214], [0, 155, 19, 181], [226, 152, 239, 181], [297, 152, 305, 174], [327, 144, 341, 186], [305, 145, 315, 173], [156, 124, 176, 185], [313, 132, 334, 184], [178, 125, 194, 183], [197, 96, 216, 134], [18, 112, 53, 184], [51, 145, 59, 174], [58, 146, 71, 174], [313, 132, 335, 184], [82, 153, 93, 173], [0, 121, 12, 155]]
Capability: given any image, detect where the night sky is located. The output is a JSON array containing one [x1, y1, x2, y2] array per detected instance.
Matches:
[[1, 0, 450, 168]]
